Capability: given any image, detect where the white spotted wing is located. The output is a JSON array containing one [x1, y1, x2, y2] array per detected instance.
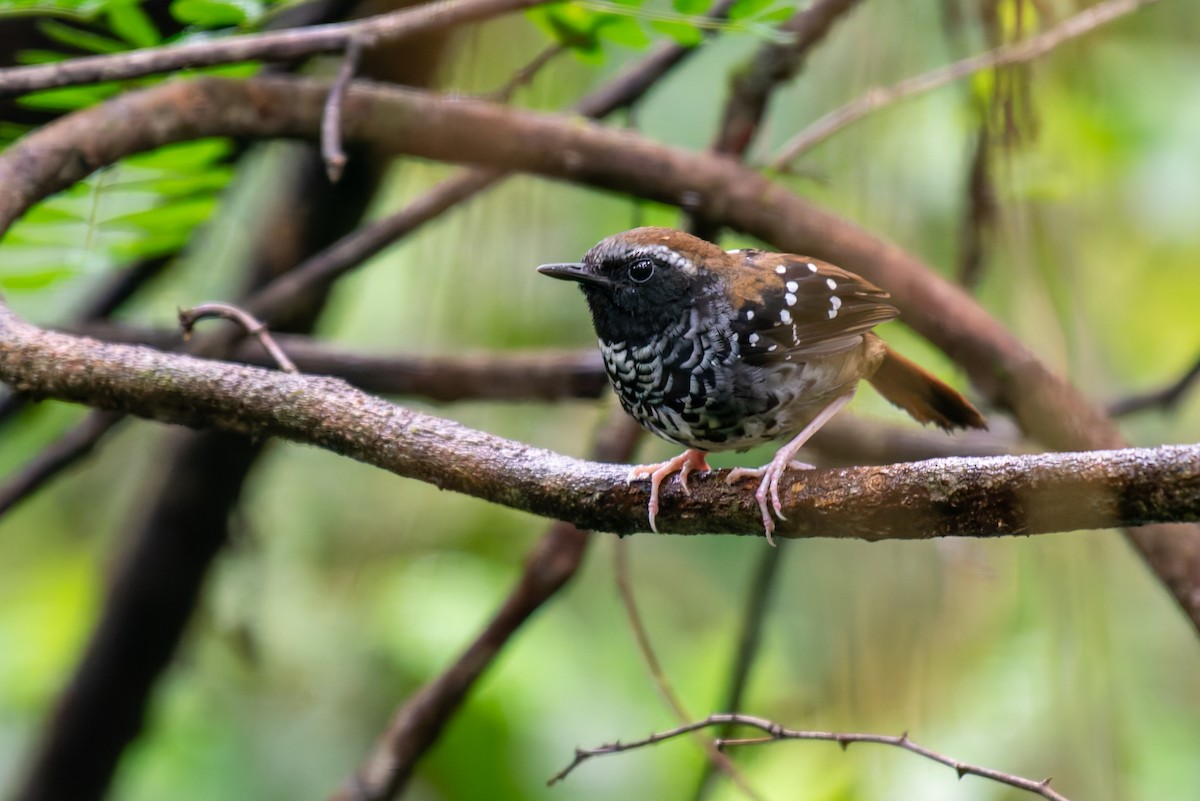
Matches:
[[725, 251, 899, 364]]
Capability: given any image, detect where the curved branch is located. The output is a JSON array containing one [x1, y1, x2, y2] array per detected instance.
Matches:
[[2, 309, 1198, 539], [2, 75, 1198, 623], [0, 0, 548, 97]]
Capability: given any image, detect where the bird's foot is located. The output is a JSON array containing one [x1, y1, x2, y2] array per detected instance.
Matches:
[[627, 449, 711, 533], [726, 459, 813, 546]]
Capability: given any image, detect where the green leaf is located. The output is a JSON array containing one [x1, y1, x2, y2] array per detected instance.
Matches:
[[527, 4, 607, 51], [170, 0, 249, 27], [17, 82, 121, 111], [15, 48, 71, 65], [109, 229, 190, 259], [124, 139, 233, 170], [649, 18, 702, 47], [21, 205, 83, 225], [37, 19, 127, 53], [112, 170, 234, 196], [0, 267, 77, 291], [596, 14, 649, 49], [104, 196, 215, 230], [754, 4, 796, 24], [671, 0, 708, 15], [727, 0, 775, 21], [107, 0, 160, 47]]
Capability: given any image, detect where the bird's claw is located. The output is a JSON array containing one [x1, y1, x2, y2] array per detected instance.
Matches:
[[626, 449, 711, 533], [726, 460, 814, 546]]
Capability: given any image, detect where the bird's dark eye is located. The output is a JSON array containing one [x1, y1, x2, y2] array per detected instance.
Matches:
[[628, 259, 655, 283]]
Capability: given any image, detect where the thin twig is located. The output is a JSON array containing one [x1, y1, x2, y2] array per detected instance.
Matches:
[[0, 411, 124, 516], [484, 42, 566, 103], [613, 542, 763, 801], [1109, 349, 1200, 417], [550, 713, 1070, 801], [179, 302, 298, 373], [322, 37, 363, 182], [0, 0, 550, 97], [956, 126, 998, 289], [771, 0, 1159, 167]]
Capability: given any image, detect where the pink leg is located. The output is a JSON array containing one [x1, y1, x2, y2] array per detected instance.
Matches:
[[726, 391, 855, 546], [627, 449, 711, 533]]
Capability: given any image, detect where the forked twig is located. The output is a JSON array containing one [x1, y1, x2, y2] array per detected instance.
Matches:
[[550, 713, 1070, 801], [179, 302, 297, 373], [485, 42, 566, 103], [1109, 349, 1200, 417], [322, 37, 364, 182], [771, 0, 1158, 167]]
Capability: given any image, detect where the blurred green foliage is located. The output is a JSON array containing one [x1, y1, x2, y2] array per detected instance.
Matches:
[[2, 1, 1200, 800]]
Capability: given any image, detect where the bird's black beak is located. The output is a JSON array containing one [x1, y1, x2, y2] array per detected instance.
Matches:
[[537, 262, 613, 288]]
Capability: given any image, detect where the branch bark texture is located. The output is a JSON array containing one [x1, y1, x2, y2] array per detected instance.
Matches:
[[2, 310, 1198, 540], [1, 75, 1198, 620]]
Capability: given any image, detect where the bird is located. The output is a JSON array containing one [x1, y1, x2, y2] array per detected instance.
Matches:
[[538, 227, 986, 544]]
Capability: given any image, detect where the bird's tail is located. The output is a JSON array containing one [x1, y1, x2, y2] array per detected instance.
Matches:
[[867, 337, 987, 430]]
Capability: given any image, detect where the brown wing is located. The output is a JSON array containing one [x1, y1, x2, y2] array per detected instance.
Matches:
[[723, 251, 899, 363]]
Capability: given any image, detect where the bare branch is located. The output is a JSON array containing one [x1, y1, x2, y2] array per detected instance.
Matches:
[[178, 302, 298, 373], [1110, 349, 1200, 417], [0, 0, 551, 97], [771, 0, 1159, 166], [484, 42, 566, 103], [2, 309, 1198, 539], [321, 37, 364, 183], [0, 411, 124, 516], [551, 713, 1070, 801]]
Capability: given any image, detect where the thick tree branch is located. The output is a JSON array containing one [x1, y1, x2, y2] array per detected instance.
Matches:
[[2, 75, 1199, 623], [2, 309, 1197, 539]]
